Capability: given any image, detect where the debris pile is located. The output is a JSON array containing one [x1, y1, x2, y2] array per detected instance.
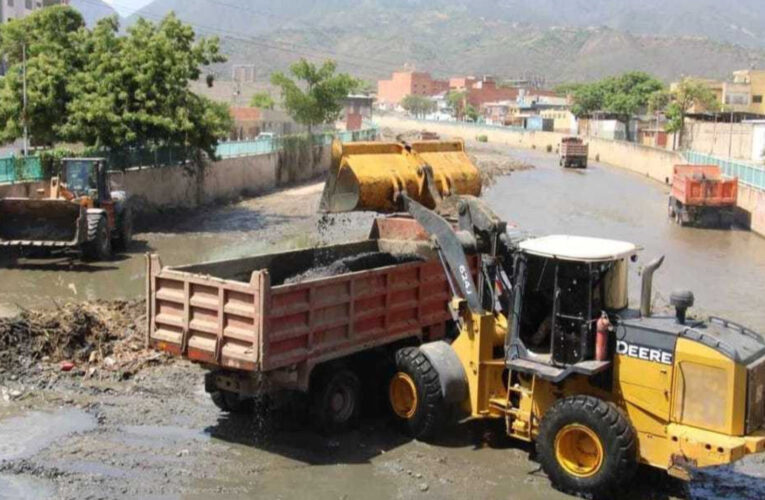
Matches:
[[468, 152, 533, 187], [0, 300, 165, 383]]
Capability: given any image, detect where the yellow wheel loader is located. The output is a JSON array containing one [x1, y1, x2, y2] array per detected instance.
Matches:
[[0, 158, 132, 260], [321, 139, 765, 496]]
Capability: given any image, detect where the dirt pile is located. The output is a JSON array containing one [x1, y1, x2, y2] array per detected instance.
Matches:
[[469, 152, 533, 187], [283, 252, 424, 284], [0, 300, 165, 383], [379, 128, 439, 142]]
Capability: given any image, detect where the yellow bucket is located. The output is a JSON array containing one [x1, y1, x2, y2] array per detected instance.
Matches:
[[319, 139, 481, 213]]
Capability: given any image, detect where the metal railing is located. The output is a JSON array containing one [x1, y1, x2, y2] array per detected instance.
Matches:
[[0, 155, 44, 184], [684, 151, 765, 191], [215, 127, 379, 158]]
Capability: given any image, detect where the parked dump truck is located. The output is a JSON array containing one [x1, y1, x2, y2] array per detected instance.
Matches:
[[149, 139, 765, 496], [559, 136, 588, 168], [0, 158, 132, 260], [668, 164, 738, 227]]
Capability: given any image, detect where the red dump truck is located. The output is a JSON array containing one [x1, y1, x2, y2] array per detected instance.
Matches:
[[668, 164, 738, 227], [146, 217, 475, 431], [559, 136, 588, 168]]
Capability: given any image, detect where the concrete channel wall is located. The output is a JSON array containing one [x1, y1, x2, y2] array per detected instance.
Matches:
[[376, 116, 765, 236], [0, 146, 330, 213]]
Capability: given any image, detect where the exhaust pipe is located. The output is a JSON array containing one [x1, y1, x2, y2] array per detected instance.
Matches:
[[640, 255, 665, 317]]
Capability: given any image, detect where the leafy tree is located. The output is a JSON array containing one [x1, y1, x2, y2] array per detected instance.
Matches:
[[250, 91, 275, 110], [653, 79, 720, 147], [62, 13, 230, 160], [464, 104, 479, 122], [0, 6, 86, 145], [270, 59, 359, 134], [400, 94, 436, 118], [446, 90, 466, 119], [570, 71, 664, 139]]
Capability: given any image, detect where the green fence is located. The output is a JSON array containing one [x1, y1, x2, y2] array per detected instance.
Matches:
[[215, 127, 379, 158], [685, 151, 765, 191], [0, 155, 44, 184]]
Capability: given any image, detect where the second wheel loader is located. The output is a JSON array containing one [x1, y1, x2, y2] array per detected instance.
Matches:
[[0, 158, 132, 261], [320, 139, 765, 496]]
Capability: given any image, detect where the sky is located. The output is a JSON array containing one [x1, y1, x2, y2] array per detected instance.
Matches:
[[102, 0, 155, 16]]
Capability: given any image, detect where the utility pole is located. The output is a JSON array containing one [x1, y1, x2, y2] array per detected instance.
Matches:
[[22, 43, 28, 157], [728, 109, 734, 159]]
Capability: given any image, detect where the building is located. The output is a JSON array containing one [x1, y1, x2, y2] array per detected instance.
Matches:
[[674, 70, 765, 115], [539, 108, 578, 134], [465, 76, 519, 109], [341, 94, 374, 131], [229, 107, 304, 140], [1, 0, 67, 23], [377, 70, 449, 107], [449, 76, 477, 92]]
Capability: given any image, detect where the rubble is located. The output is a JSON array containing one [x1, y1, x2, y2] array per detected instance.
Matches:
[[0, 300, 167, 384]]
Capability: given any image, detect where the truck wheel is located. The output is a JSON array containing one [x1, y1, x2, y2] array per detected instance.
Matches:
[[537, 395, 637, 497], [310, 368, 361, 434], [389, 346, 445, 441], [113, 205, 133, 251], [210, 389, 254, 414], [82, 214, 111, 261]]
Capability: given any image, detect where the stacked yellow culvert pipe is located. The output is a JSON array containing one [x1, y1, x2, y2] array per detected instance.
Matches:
[[319, 139, 482, 213]]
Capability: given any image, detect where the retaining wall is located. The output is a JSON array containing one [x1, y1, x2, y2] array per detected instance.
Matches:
[[376, 116, 765, 236], [0, 145, 330, 213]]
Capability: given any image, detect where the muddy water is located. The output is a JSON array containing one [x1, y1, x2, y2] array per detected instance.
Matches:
[[484, 148, 765, 331]]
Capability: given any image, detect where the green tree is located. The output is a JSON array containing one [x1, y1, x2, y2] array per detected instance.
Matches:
[[270, 59, 359, 134], [250, 91, 275, 110], [446, 90, 466, 119], [62, 13, 230, 160], [464, 104, 479, 122], [400, 94, 436, 118], [570, 71, 664, 139], [0, 6, 86, 145], [655, 79, 720, 147]]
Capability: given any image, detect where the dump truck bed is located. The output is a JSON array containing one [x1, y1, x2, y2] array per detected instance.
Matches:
[[147, 218, 469, 377], [671, 165, 737, 207], [560, 140, 588, 158]]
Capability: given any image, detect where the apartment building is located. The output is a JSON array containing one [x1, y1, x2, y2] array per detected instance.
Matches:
[[1, 0, 67, 23]]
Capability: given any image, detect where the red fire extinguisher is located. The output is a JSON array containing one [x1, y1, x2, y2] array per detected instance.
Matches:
[[596, 312, 611, 361]]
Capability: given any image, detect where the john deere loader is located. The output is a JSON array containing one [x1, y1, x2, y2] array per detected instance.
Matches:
[[0, 158, 132, 260], [320, 139, 765, 496]]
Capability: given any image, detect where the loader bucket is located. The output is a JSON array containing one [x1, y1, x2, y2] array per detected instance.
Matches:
[[0, 198, 86, 248], [319, 140, 481, 213]]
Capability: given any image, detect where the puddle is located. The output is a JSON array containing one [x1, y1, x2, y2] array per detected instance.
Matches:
[[0, 408, 96, 462], [0, 474, 57, 499]]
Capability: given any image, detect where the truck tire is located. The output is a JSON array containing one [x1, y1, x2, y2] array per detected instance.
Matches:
[[537, 395, 637, 497], [389, 346, 446, 441], [82, 214, 112, 261], [310, 368, 361, 434], [113, 205, 133, 251], [210, 389, 254, 414]]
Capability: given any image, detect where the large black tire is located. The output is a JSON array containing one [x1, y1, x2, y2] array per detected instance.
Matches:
[[389, 346, 446, 441], [82, 213, 112, 261], [310, 368, 361, 434], [537, 395, 637, 497], [209, 389, 254, 414], [113, 205, 133, 251]]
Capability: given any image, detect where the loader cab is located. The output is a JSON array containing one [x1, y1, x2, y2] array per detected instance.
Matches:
[[507, 235, 638, 380], [61, 158, 109, 202]]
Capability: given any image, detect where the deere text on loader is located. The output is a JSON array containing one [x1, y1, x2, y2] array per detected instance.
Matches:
[[0, 158, 132, 260], [321, 139, 765, 496]]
